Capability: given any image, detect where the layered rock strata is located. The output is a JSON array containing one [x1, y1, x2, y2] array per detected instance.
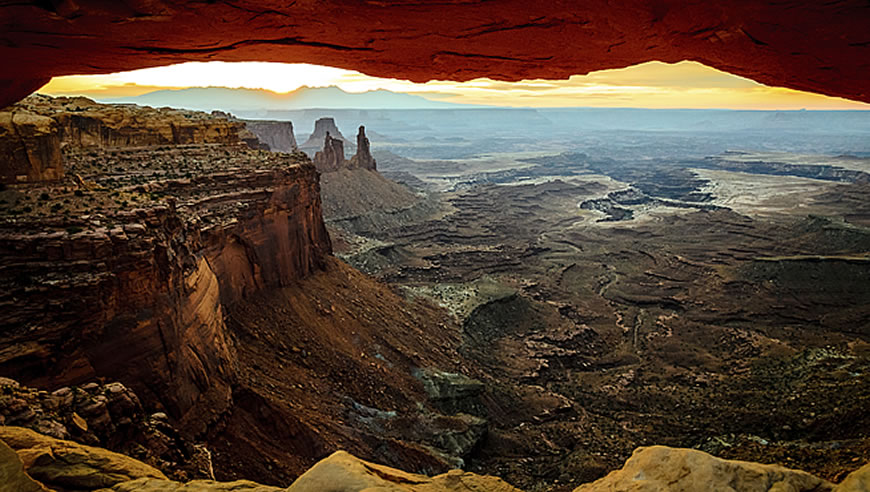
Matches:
[[0, 97, 331, 433], [244, 120, 298, 153], [0, 109, 63, 183], [0, 95, 258, 184], [300, 117, 349, 152], [0, 152, 330, 430]]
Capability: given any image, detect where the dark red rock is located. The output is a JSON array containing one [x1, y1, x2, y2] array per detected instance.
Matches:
[[312, 132, 346, 173], [0, 98, 332, 435], [0, 2, 868, 108], [348, 126, 376, 172]]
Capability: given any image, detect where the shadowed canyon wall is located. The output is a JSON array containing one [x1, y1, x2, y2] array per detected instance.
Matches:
[[1, 1, 869, 108], [0, 97, 332, 433]]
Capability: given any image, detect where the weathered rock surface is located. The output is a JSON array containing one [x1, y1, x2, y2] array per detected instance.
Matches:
[[286, 450, 521, 492], [27, 95, 249, 149], [2, 422, 868, 492], [415, 369, 485, 417], [0, 95, 261, 183], [312, 132, 346, 173], [300, 118, 350, 153], [0, 378, 213, 481], [0, 438, 48, 492], [0, 2, 868, 108], [347, 126, 376, 171], [0, 96, 331, 433], [573, 446, 835, 492], [103, 478, 284, 491], [0, 426, 167, 490], [244, 120, 298, 153], [0, 109, 63, 183], [836, 462, 870, 492]]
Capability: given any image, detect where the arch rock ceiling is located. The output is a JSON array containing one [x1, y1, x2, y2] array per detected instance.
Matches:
[[0, 0, 869, 108]]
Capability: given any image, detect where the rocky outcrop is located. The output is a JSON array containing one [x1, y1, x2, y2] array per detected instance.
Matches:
[[300, 118, 350, 152], [106, 478, 285, 491], [286, 451, 521, 492], [415, 369, 485, 417], [311, 125, 377, 174], [312, 132, 346, 173], [573, 446, 835, 492], [0, 439, 48, 492], [0, 95, 263, 183], [0, 105, 331, 433], [2, 423, 869, 492], [26, 95, 250, 149], [0, 109, 63, 183], [347, 126, 376, 171], [0, 377, 213, 481], [0, 426, 167, 490], [837, 462, 870, 492], [244, 120, 297, 153]]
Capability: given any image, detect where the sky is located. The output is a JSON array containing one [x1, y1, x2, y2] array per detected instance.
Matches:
[[40, 60, 870, 110]]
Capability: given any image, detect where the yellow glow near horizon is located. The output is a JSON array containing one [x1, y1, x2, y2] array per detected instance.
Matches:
[[40, 60, 870, 110]]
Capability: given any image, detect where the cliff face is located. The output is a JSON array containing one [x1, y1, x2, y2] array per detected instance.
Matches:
[[0, 97, 331, 431], [0, 95, 257, 183], [0, 110, 63, 183], [0, 203, 235, 424], [300, 118, 350, 152], [244, 120, 297, 153]]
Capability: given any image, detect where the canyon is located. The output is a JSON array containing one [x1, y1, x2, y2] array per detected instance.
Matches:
[[1, 1, 869, 490], [1, 87, 870, 492]]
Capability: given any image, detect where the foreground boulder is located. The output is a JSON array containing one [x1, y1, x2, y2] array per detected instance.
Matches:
[[286, 450, 521, 492], [0, 438, 48, 492], [102, 478, 284, 491], [1, 429, 868, 492], [574, 446, 835, 492], [836, 463, 870, 492], [0, 426, 166, 490]]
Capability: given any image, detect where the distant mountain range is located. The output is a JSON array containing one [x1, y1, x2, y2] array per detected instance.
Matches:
[[100, 86, 471, 111]]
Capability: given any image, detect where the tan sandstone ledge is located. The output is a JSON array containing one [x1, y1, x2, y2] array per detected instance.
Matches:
[[1, 426, 868, 492]]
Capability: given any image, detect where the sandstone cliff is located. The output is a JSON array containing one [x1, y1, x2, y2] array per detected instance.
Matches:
[[0, 97, 331, 433], [300, 117, 350, 152], [0, 153, 330, 431], [0, 95, 261, 183], [0, 108, 63, 183], [244, 120, 298, 153]]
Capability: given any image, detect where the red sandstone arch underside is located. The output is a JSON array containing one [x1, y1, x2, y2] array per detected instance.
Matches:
[[1, 1, 869, 108]]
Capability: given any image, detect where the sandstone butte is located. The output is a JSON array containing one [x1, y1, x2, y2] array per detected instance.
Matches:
[[1, 426, 869, 492], [0, 2, 869, 108]]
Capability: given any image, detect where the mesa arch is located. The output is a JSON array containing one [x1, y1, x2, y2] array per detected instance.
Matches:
[[1, 1, 869, 109]]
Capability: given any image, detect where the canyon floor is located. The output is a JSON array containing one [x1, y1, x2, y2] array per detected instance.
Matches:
[[1, 98, 869, 491], [331, 137, 870, 490]]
